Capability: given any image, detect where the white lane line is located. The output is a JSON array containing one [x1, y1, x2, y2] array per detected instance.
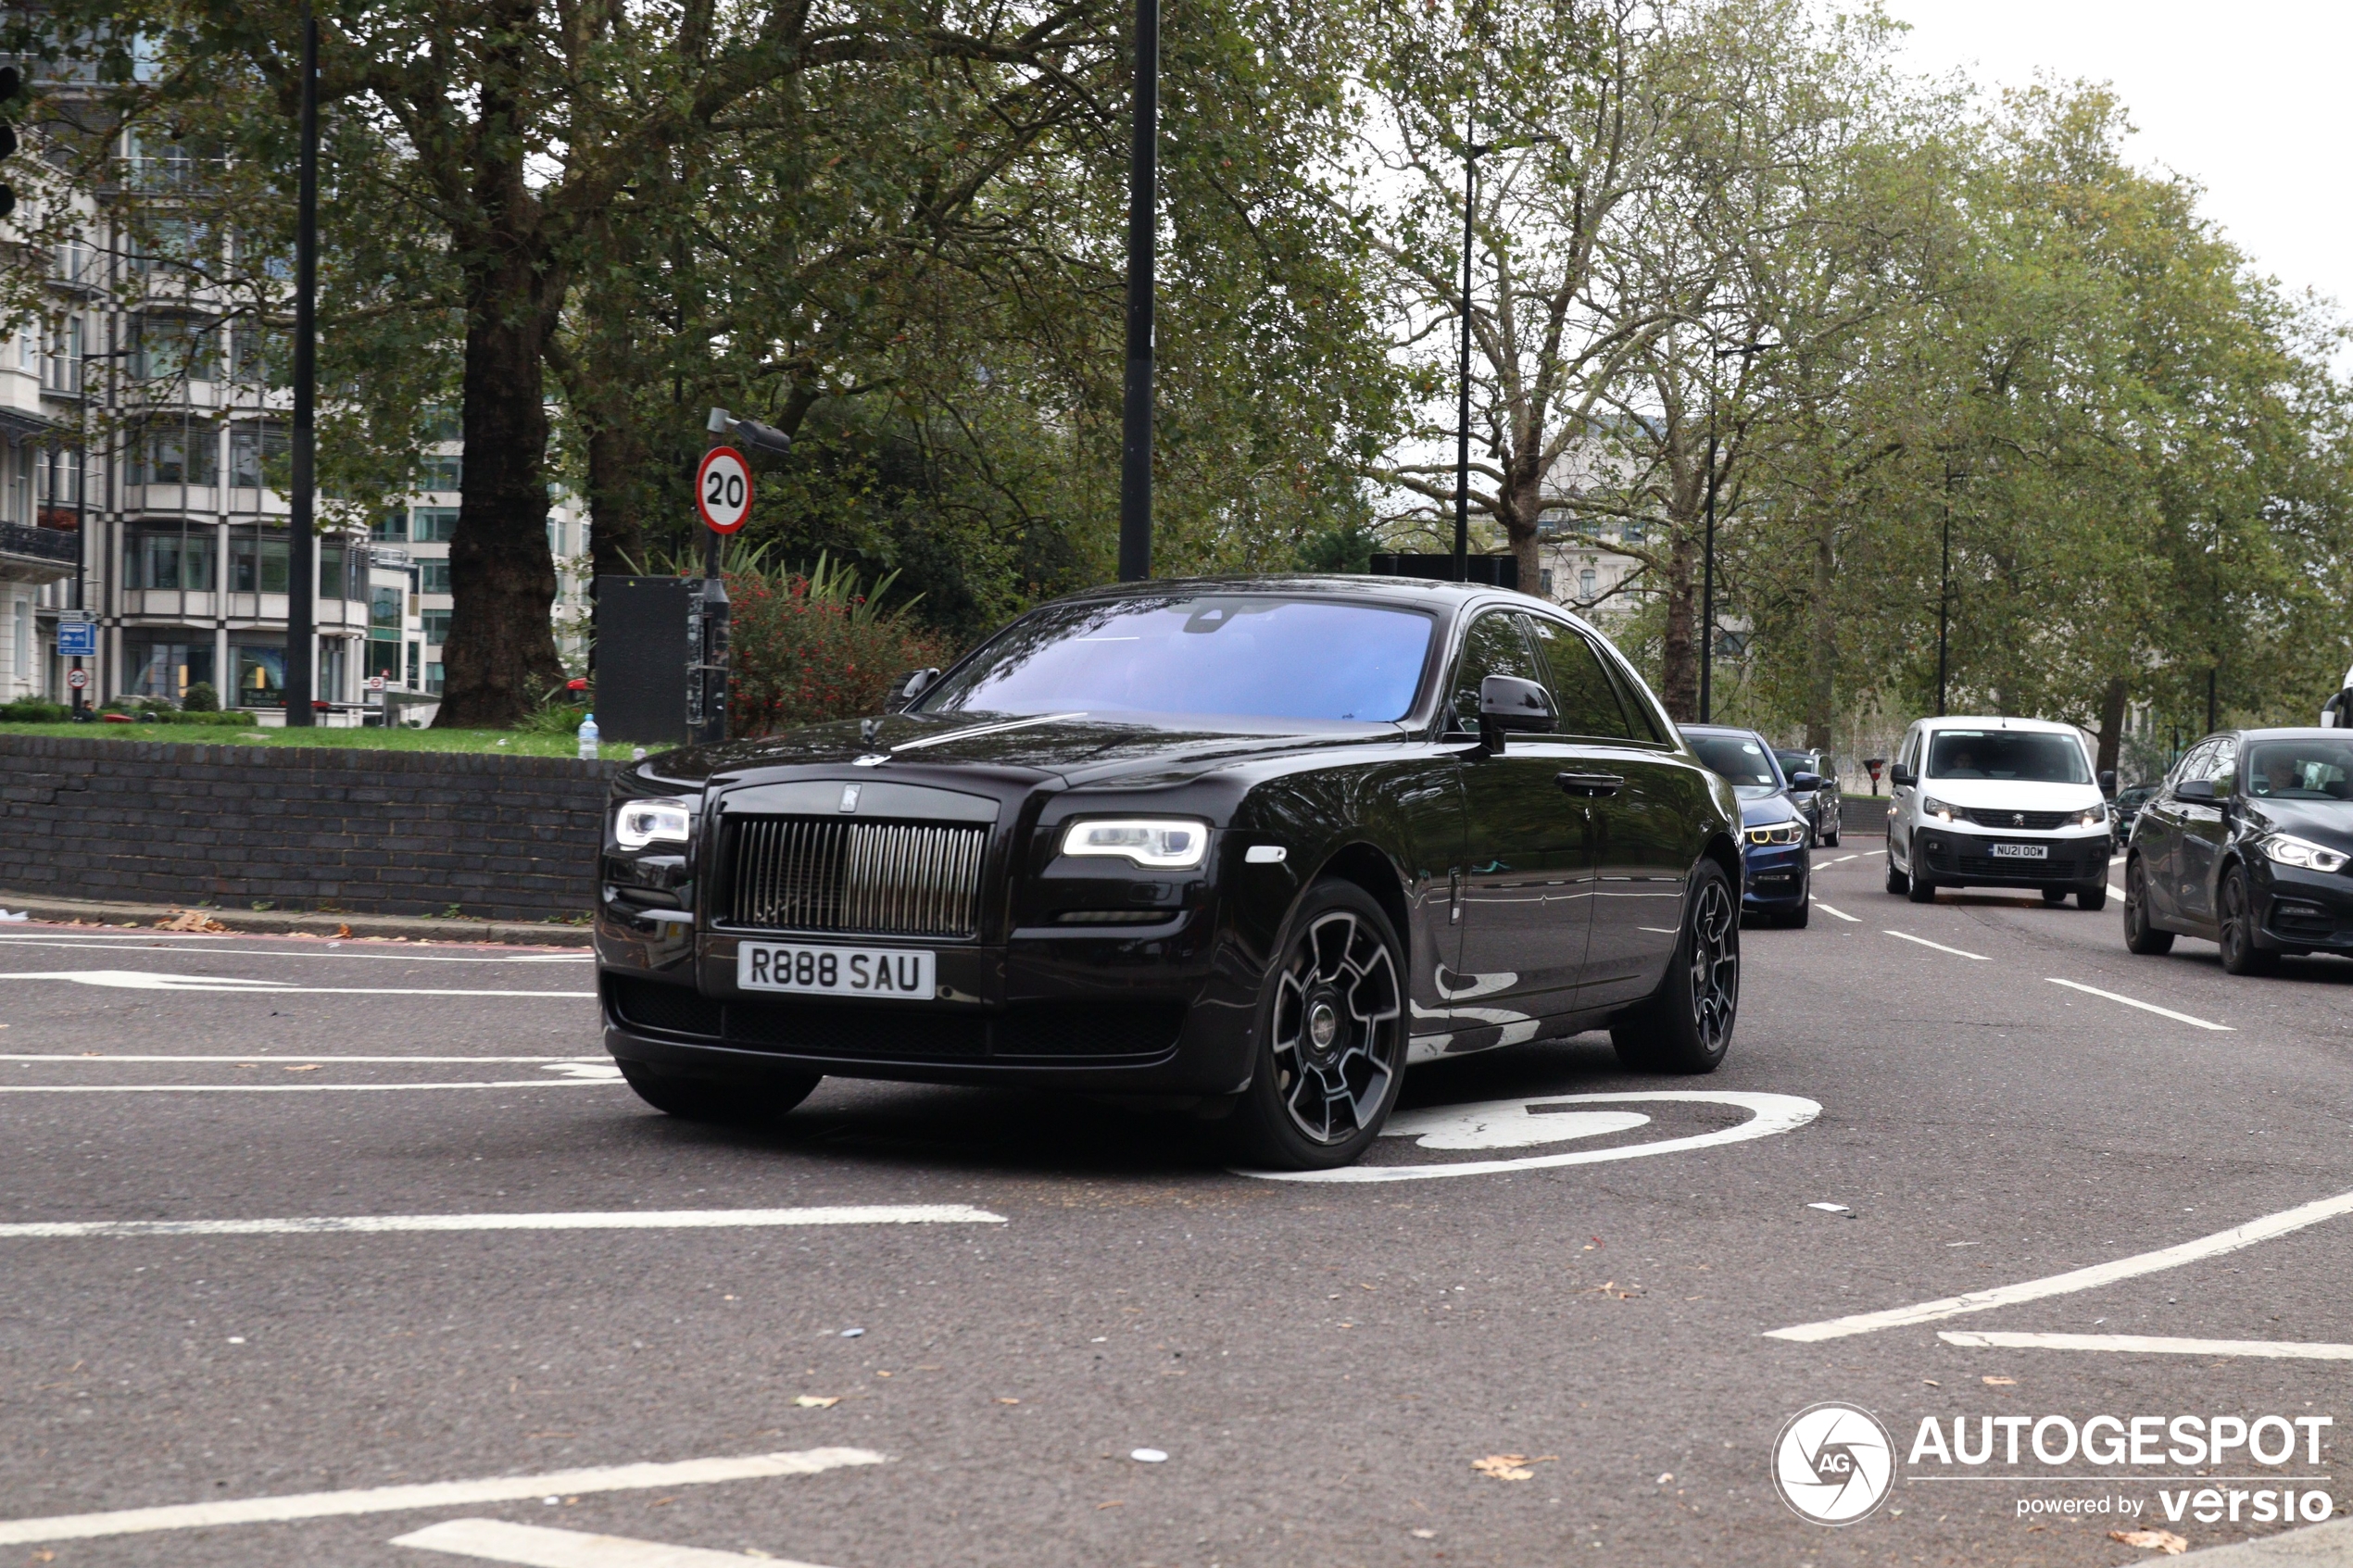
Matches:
[[0, 1080, 617, 1094], [0, 1449, 884, 1548], [1814, 901, 1860, 922], [2, 1054, 604, 1063], [1767, 1185, 2353, 1342], [2045, 976, 2233, 1032], [396, 1518, 831, 1568], [2108, 884, 2125, 898], [1882, 930, 1990, 960], [0, 970, 588, 997], [0, 938, 588, 963], [0, 1206, 1005, 1239], [1939, 1330, 2353, 1361], [1830, 854, 1861, 864]]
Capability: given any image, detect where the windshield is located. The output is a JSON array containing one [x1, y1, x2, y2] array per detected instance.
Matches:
[[1926, 729, 2090, 784], [1689, 734, 1783, 790], [1774, 750, 1816, 780], [2245, 742, 2353, 802], [914, 595, 1436, 724]]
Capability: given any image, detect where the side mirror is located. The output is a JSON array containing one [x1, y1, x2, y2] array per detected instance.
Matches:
[[1888, 763, 1916, 788], [1788, 771, 1822, 792], [1478, 674, 1553, 749], [2176, 778, 2217, 803], [887, 667, 940, 710], [2098, 769, 2117, 797]]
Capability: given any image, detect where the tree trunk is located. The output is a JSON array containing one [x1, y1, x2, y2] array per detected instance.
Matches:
[[2095, 675, 2128, 780], [1804, 510, 1837, 750], [584, 389, 650, 585], [1658, 527, 1701, 721], [1499, 451, 1545, 598], [434, 141, 565, 728]]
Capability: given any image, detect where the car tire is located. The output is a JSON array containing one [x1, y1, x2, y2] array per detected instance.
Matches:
[[1885, 861, 1909, 896], [1906, 869, 1937, 903], [619, 1062, 822, 1123], [1227, 879, 1409, 1171], [2218, 868, 2278, 976], [1780, 896, 1811, 929], [2042, 886, 2070, 906], [1612, 859, 1739, 1074], [2076, 881, 2108, 911], [2122, 856, 2173, 955]]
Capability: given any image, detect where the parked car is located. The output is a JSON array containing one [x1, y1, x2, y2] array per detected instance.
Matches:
[[2123, 729, 2353, 974], [2111, 784, 2157, 849], [1776, 747, 1842, 847], [597, 577, 1744, 1170], [1884, 716, 2115, 908], [1685, 724, 1815, 927]]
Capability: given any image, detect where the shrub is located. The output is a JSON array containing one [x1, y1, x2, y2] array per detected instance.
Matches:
[[0, 697, 69, 722], [726, 551, 950, 737], [182, 681, 220, 711]]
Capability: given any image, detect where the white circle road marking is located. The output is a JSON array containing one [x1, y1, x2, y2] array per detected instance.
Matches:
[[1383, 1103, 1650, 1150], [0, 970, 589, 997], [1237, 1091, 1821, 1183]]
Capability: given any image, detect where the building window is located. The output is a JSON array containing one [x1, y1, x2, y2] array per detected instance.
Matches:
[[233, 644, 285, 708], [127, 638, 216, 700], [319, 639, 346, 703], [1621, 521, 1645, 545], [228, 531, 291, 594], [411, 507, 457, 543], [1539, 569, 1554, 596], [425, 660, 444, 696], [369, 585, 403, 642], [128, 421, 220, 487], [129, 314, 220, 383], [228, 422, 290, 489], [318, 540, 345, 600], [418, 558, 451, 594], [1579, 568, 1598, 598], [127, 527, 217, 591], [371, 509, 407, 542], [419, 456, 461, 493], [421, 608, 451, 645]]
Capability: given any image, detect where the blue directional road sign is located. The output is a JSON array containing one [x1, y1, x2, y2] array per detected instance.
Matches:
[[56, 619, 96, 657]]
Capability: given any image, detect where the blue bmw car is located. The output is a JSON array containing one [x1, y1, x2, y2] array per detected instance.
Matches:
[[1682, 724, 1815, 927]]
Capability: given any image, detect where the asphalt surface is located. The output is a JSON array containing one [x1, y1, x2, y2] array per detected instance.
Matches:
[[4, 844, 2350, 1568]]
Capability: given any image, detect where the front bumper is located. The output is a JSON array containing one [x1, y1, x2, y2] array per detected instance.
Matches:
[[596, 916, 1262, 1095], [1741, 842, 1808, 910], [1915, 827, 2110, 886], [2248, 859, 2353, 952]]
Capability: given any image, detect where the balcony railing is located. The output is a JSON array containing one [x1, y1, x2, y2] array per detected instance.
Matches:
[[0, 521, 81, 565]]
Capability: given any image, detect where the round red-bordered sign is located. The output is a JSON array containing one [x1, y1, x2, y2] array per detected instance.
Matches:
[[696, 445, 753, 534]]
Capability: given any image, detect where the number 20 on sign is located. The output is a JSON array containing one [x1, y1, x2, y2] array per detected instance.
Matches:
[[696, 445, 752, 534]]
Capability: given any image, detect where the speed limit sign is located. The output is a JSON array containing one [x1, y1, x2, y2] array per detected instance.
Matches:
[[696, 445, 752, 534], [67, 668, 88, 691]]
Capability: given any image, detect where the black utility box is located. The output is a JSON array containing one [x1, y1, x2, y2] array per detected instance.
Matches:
[[593, 576, 694, 746], [1368, 552, 1520, 590]]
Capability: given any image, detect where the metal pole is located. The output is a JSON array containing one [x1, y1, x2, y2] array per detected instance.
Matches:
[[1700, 418, 1717, 723], [1114, 0, 1158, 583], [70, 439, 85, 713], [2207, 667, 2217, 734], [1454, 141, 1479, 583], [1935, 503, 1949, 718], [284, 2, 318, 725]]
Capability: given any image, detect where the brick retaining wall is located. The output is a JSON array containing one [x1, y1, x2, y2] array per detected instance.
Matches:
[[0, 734, 612, 922]]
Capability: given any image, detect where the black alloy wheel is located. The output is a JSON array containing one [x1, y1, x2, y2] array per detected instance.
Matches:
[[2218, 867, 2278, 976], [1229, 880, 1408, 1170], [620, 1062, 823, 1124], [1612, 859, 1739, 1073], [2122, 856, 2173, 955]]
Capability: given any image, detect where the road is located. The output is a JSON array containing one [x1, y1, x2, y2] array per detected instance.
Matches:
[[3, 845, 2349, 1568]]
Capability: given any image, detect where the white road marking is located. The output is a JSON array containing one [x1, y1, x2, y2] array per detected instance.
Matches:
[[0, 1054, 604, 1063], [0, 1206, 1006, 1240], [1882, 930, 1989, 960], [1381, 1104, 1649, 1150], [0, 970, 589, 997], [0, 937, 588, 962], [396, 1518, 832, 1568], [1766, 1185, 2353, 1341], [2045, 977, 2233, 1032], [0, 1080, 617, 1094], [2108, 884, 2125, 898], [1939, 1330, 2353, 1361], [1829, 854, 1861, 864], [1814, 901, 1860, 922], [1241, 1091, 1819, 1183], [0, 1449, 884, 1547]]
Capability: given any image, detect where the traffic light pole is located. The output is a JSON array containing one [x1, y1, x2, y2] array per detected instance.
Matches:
[[284, 3, 319, 724]]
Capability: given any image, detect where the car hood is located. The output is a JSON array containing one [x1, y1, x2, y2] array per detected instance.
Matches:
[[1914, 779, 2104, 812], [1740, 794, 1803, 828], [2242, 798, 2353, 856], [627, 710, 1409, 793]]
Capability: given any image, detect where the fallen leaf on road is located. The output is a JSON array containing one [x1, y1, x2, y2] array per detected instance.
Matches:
[[1582, 1281, 1642, 1299], [648, 1498, 675, 1507], [1922, 1379, 1940, 1386], [335, 923, 353, 938], [157, 910, 231, 933], [283, 1064, 321, 1073], [1097, 1501, 1124, 1510], [1473, 1454, 1545, 1481], [2109, 1527, 2188, 1554], [1410, 1528, 1436, 1539], [1982, 1375, 2016, 1386], [792, 1396, 839, 1409], [875, 1370, 891, 1378]]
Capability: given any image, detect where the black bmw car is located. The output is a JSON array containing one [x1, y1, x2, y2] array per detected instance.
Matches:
[[597, 577, 1743, 1169], [2124, 728, 2353, 974]]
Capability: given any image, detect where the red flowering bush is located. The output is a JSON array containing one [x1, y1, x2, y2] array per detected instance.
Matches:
[[726, 552, 950, 737]]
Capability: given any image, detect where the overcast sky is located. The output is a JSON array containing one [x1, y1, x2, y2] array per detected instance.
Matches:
[[1882, 0, 2348, 314]]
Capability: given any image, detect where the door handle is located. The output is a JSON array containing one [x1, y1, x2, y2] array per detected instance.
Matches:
[[1556, 772, 1623, 797]]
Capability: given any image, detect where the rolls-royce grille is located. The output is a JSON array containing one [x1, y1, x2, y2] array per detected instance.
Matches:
[[728, 816, 987, 937]]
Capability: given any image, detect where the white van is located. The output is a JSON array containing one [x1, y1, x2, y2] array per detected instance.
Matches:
[[1884, 716, 2117, 908]]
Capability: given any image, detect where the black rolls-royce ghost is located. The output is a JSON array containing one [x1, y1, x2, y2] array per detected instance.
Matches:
[[596, 576, 1743, 1169]]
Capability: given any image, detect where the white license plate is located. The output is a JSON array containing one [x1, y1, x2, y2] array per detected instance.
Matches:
[[1989, 843, 2049, 859], [737, 943, 937, 999]]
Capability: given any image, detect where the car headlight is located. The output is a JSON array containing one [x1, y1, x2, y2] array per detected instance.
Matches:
[[614, 797, 694, 850], [1060, 818, 1211, 870], [1921, 796, 1959, 823], [2259, 834, 2349, 873], [2065, 803, 2108, 828], [1745, 821, 1805, 847]]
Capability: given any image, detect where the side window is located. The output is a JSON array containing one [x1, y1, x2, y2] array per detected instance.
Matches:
[[1523, 616, 1631, 739], [2171, 740, 2214, 792], [1900, 729, 1919, 772], [1601, 656, 1667, 743], [1450, 610, 1541, 726], [2207, 737, 2239, 795]]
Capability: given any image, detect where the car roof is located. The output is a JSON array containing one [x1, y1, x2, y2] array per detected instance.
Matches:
[[1049, 572, 1516, 615], [2233, 728, 2353, 741], [1915, 715, 2080, 734]]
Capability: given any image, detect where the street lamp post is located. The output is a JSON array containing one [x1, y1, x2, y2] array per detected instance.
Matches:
[[1114, 0, 1158, 583], [284, 1, 319, 725], [1699, 339, 1768, 724]]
